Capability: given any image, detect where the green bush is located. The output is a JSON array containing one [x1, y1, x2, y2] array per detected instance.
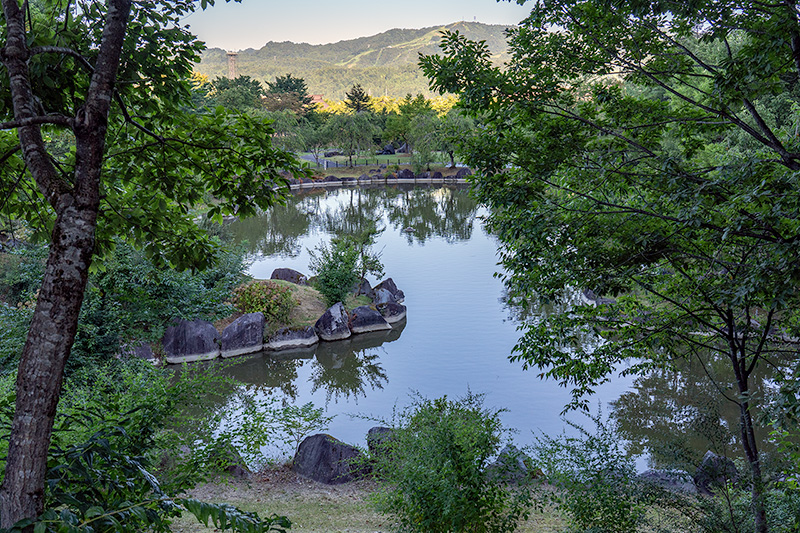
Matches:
[[370, 392, 532, 533], [0, 360, 290, 532], [0, 242, 250, 373], [231, 280, 296, 323], [308, 239, 360, 307], [529, 415, 648, 533], [308, 225, 384, 308]]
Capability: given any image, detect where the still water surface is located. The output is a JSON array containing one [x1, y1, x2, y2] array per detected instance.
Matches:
[[219, 185, 635, 453]]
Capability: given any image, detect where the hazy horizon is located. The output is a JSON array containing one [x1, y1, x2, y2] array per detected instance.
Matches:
[[184, 1, 531, 50]]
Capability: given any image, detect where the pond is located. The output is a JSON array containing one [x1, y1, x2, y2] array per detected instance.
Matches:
[[198, 185, 779, 467]]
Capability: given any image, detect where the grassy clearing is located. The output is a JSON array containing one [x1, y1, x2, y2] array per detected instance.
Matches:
[[171, 466, 567, 533]]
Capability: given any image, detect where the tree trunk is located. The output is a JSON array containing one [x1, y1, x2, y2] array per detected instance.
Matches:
[[0, 0, 132, 526], [0, 203, 98, 528], [739, 396, 768, 533]]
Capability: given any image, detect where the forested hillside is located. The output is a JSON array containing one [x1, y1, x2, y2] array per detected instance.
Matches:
[[194, 21, 511, 99]]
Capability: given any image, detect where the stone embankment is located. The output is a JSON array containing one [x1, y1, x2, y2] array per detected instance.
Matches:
[[286, 167, 472, 190]]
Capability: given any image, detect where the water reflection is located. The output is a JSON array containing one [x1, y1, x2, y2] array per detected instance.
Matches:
[[309, 326, 403, 404], [207, 322, 404, 405], [611, 347, 786, 467], [230, 185, 479, 252]]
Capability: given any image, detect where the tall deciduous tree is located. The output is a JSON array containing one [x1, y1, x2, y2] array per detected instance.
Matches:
[[422, 2, 800, 531], [324, 113, 378, 166], [0, 0, 303, 526], [208, 75, 265, 110]]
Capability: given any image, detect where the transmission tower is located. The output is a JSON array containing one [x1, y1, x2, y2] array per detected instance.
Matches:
[[226, 51, 238, 79]]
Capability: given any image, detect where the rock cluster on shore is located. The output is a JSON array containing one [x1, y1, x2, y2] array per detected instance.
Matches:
[[158, 269, 406, 365]]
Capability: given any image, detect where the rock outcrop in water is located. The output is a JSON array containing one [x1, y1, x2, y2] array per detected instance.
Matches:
[[157, 277, 406, 364], [221, 312, 265, 358]]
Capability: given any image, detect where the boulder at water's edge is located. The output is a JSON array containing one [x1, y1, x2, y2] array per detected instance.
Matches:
[[221, 312, 265, 358], [292, 434, 369, 484], [315, 302, 351, 341], [163, 319, 220, 364]]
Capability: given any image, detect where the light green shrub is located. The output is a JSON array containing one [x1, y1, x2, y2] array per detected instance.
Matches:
[[231, 280, 296, 323]]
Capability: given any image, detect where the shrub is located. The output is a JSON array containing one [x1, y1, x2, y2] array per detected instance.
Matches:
[[308, 239, 360, 307], [231, 280, 296, 323], [0, 360, 290, 532], [308, 225, 384, 307], [528, 414, 648, 533], [370, 392, 532, 533]]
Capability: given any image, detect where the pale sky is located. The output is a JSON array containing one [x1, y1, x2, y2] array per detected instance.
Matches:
[[184, 0, 532, 50]]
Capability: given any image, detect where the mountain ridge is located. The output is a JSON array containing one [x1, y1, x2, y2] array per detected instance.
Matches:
[[194, 21, 512, 100]]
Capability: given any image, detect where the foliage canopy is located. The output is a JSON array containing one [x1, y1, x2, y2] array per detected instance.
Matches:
[[421, 1, 800, 531]]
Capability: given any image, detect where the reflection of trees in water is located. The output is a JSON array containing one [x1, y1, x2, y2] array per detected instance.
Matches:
[[500, 287, 606, 355], [319, 188, 384, 237], [229, 198, 317, 258], [383, 187, 478, 244], [610, 349, 784, 469], [231, 185, 479, 254], [308, 326, 402, 404], [310, 349, 388, 404], [219, 351, 310, 401]]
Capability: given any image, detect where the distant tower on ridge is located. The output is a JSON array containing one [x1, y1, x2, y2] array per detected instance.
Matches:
[[227, 51, 238, 79]]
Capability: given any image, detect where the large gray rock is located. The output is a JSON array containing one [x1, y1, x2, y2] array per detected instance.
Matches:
[[163, 319, 220, 364], [366, 426, 396, 456], [292, 434, 369, 484], [315, 302, 351, 341], [221, 312, 265, 358], [486, 445, 529, 484], [373, 278, 405, 303], [455, 167, 472, 178], [349, 306, 391, 334], [638, 469, 697, 494], [372, 288, 397, 305], [694, 451, 739, 495], [378, 302, 406, 324], [264, 326, 319, 351], [397, 168, 415, 179], [271, 268, 308, 286]]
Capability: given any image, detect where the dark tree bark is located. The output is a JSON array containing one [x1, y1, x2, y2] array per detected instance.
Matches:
[[0, 0, 132, 526]]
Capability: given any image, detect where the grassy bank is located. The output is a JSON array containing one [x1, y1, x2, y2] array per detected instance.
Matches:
[[172, 466, 567, 533]]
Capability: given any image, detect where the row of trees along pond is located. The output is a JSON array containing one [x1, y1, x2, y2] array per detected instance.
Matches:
[[191, 73, 476, 169]]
